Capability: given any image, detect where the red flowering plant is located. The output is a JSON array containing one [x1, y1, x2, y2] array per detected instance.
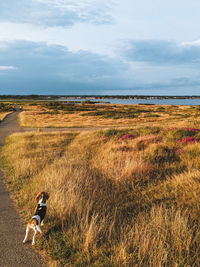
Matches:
[[119, 134, 136, 141], [179, 137, 200, 144]]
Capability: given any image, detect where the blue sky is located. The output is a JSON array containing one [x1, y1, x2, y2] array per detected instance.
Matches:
[[0, 0, 200, 95]]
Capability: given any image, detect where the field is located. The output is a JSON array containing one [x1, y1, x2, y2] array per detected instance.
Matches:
[[1, 103, 200, 266], [19, 102, 200, 128]]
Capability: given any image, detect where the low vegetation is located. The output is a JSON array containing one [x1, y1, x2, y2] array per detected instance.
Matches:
[[19, 102, 200, 128], [1, 124, 200, 266]]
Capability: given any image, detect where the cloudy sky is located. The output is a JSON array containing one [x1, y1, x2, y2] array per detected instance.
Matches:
[[0, 0, 200, 95]]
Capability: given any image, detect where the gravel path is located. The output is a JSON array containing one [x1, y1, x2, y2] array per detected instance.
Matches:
[[0, 110, 47, 267]]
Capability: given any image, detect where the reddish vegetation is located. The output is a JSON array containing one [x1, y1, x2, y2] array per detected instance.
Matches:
[[182, 128, 200, 132], [176, 148, 186, 154], [179, 137, 199, 144], [119, 134, 136, 140]]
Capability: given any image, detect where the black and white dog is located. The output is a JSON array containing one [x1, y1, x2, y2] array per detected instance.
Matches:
[[23, 192, 49, 245]]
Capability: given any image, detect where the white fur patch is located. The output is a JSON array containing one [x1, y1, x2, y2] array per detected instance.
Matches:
[[32, 215, 41, 225]]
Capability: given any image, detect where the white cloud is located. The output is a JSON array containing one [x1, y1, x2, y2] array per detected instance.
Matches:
[[181, 40, 200, 47], [37, 0, 113, 21], [0, 21, 118, 57], [0, 65, 17, 70], [0, 0, 114, 27]]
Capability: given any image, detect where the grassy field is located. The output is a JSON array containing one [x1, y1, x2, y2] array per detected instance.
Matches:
[[1, 113, 200, 266], [19, 102, 200, 128]]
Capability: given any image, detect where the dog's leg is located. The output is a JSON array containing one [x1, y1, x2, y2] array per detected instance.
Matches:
[[23, 225, 29, 243], [36, 225, 42, 234], [32, 227, 38, 245]]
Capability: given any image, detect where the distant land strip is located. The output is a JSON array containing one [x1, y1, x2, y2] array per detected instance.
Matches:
[[1, 94, 200, 100]]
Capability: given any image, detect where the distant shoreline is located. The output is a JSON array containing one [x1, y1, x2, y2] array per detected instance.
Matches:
[[1, 95, 200, 100]]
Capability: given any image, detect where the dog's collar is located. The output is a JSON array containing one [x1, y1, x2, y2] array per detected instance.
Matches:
[[39, 203, 46, 207]]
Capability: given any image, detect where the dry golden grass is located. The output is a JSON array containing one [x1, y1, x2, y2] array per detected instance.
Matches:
[[115, 205, 200, 266], [0, 112, 11, 121], [2, 124, 200, 265], [19, 103, 200, 128], [19, 104, 141, 128]]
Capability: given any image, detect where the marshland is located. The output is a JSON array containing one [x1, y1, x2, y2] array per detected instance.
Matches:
[[1, 101, 200, 266]]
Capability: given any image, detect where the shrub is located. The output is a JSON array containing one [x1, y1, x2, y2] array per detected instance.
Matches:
[[135, 135, 162, 151], [82, 110, 138, 119], [135, 126, 161, 136], [162, 128, 198, 141], [151, 145, 180, 166], [96, 129, 136, 139], [0, 103, 15, 112]]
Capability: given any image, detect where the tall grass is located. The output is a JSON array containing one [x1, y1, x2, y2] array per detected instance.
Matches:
[[1, 127, 200, 265]]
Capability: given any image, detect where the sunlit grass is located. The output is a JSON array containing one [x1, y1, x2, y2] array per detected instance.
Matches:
[[1, 123, 200, 265]]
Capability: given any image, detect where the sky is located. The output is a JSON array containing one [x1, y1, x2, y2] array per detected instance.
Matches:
[[0, 0, 200, 95]]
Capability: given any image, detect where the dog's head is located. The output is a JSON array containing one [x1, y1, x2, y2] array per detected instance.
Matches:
[[36, 191, 50, 203]]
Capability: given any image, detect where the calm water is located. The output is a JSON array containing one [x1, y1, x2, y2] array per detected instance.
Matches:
[[62, 98, 200, 105]]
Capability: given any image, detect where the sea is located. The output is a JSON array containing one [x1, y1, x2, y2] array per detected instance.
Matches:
[[61, 98, 200, 106]]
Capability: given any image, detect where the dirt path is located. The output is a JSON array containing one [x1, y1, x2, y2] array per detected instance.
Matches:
[[0, 111, 47, 267]]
